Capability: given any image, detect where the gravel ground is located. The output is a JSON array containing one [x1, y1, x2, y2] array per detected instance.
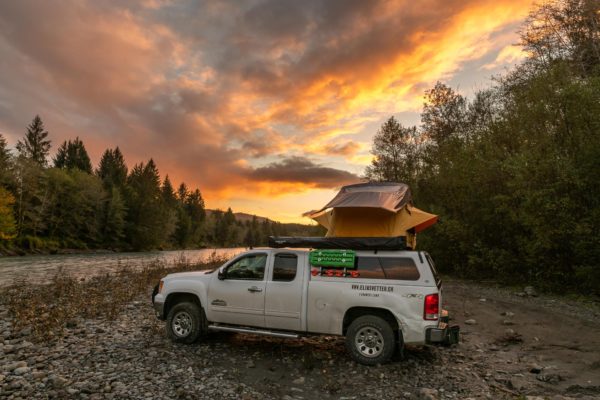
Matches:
[[1, 281, 599, 400]]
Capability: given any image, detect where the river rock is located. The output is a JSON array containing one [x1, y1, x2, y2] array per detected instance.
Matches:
[[524, 286, 538, 297], [465, 319, 477, 325], [419, 388, 439, 400], [13, 366, 30, 375]]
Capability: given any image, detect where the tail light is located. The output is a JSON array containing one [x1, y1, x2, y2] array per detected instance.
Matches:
[[424, 293, 439, 320]]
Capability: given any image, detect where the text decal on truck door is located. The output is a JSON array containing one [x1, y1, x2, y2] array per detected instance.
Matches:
[[351, 284, 394, 292]]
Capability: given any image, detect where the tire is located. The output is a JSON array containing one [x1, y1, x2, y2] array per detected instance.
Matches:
[[166, 302, 205, 344], [345, 315, 395, 365]]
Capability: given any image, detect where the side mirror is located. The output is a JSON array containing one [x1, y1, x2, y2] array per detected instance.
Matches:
[[218, 268, 226, 280]]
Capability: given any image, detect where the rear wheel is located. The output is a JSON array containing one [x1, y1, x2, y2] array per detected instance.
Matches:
[[345, 315, 395, 365], [166, 302, 205, 344]]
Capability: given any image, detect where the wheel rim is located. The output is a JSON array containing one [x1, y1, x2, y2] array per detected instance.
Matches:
[[172, 311, 193, 338], [355, 326, 384, 358]]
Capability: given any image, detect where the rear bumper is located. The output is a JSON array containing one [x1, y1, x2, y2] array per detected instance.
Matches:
[[426, 310, 460, 345], [426, 324, 460, 344]]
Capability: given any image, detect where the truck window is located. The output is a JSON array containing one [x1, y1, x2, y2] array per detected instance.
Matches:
[[225, 254, 267, 280], [424, 252, 442, 288], [272, 253, 297, 282], [379, 257, 420, 281], [355, 257, 386, 279]]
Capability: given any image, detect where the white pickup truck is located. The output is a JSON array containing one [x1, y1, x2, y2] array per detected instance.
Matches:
[[152, 247, 458, 365]]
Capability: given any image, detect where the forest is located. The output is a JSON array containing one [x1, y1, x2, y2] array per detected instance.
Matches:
[[365, 0, 600, 294], [0, 124, 320, 254]]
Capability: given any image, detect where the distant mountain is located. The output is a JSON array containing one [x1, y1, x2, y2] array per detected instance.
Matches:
[[205, 209, 270, 223]]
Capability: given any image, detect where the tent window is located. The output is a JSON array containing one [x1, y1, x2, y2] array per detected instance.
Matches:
[[380, 257, 420, 281], [355, 257, 386, 279]]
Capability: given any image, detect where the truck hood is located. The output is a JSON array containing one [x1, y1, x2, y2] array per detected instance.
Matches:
[[165, 270, 214, 280]]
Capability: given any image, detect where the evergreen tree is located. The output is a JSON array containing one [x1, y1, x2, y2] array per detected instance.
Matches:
[[54, 137, 92, 173], [97, 147, 127, 188], [0, 134, 12, 185], [101, 187, 126, 248], [0, 187, 16, 240], [177, 183, 188, 203], [125, 159, 173, 250], [16, 115, 51, 166], [161, 176, 178, 208]]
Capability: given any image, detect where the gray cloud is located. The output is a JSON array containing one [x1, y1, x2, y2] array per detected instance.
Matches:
[[247, 156, 361, 188]]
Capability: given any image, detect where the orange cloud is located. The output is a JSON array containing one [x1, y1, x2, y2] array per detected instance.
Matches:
[[0, 0, 535, 217]]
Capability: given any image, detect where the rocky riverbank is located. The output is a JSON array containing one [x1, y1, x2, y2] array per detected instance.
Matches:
[[1, 278, 599, 399]]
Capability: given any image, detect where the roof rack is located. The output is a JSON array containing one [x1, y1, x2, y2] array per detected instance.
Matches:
[[268, 236, 410, 251]]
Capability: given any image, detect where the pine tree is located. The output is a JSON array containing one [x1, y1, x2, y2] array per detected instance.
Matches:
[[16, 115, 51, 166], [102, 187, 126, 248], [0, 134, 12, 185], [161, 176, 177, 208], [125, 159, 172, 250], [0, 187, 16, 240], [97, 147, 127, 188], [54, 137, 92, 173], [177, 183, 188, 203]]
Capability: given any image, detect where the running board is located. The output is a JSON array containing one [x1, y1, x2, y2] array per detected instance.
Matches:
[[208, 324, 299, 339]]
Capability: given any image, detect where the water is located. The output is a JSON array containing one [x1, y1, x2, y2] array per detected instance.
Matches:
[[0, 248, 245, 287]]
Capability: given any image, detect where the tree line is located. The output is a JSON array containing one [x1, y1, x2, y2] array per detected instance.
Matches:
[[0, 119, 318, 253], [366, 0, 600, 294]]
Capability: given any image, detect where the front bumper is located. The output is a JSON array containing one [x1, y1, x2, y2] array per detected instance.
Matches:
[[151, 283, 165, 320], [426, 310, 460, 345]]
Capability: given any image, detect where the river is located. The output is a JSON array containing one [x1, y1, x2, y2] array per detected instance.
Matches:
[[0, 248, 245, 287]]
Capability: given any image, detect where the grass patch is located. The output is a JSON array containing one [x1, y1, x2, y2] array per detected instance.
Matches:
[[0, 254, 226, 340]]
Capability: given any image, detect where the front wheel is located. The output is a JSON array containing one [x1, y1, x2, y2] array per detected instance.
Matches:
[[345, 315, 395, 365], [166, 302, 205, 344]]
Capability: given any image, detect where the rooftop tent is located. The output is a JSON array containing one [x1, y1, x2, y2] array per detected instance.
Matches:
[[304, 182, 438, 248]]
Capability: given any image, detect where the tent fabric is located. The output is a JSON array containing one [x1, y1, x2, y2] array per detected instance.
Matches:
[[304, 182, 437, 243], [313, 182, 412, 214], [315, 205, 437, 237]]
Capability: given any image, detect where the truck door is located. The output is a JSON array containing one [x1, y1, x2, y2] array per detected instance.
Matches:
[[207, 253, 268, 327], [265, 252, 305, 331]]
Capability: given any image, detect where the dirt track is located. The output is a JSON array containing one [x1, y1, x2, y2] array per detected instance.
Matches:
[[1, 279, 599, 399]]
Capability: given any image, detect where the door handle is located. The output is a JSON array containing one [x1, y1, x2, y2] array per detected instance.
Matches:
[[248, 286, 263, 293]]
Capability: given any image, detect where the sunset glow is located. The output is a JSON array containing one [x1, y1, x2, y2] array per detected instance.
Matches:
[[0, 0, 534, 222]]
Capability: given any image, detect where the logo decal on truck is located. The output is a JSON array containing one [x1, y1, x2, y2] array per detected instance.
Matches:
[[351, 284, 394, 292]]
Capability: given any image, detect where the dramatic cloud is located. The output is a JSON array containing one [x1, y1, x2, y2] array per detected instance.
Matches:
[[0, 0, 534, 221], [247, 156, 361, 188]]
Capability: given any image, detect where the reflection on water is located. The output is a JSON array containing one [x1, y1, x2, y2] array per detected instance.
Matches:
[[0, 248, 245, 287]]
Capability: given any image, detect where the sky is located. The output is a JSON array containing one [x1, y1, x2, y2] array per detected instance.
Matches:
[[0, 0, 534, 223]]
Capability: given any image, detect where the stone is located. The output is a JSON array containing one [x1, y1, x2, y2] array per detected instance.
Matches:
[[65, 319, 78, 329], [49, 375, 68, 388], [292, 376, 305, 385], [13, 366, 30, 375], [529, 364, 543, 374], [536, 373, 562, 384], [524, 286, 538, 297], [465, 319, 477, 325], [419, 388, 439, 400], [19, 327, 32, 337], [501, 311, 515, 317], [502, 320, 515, 325]]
